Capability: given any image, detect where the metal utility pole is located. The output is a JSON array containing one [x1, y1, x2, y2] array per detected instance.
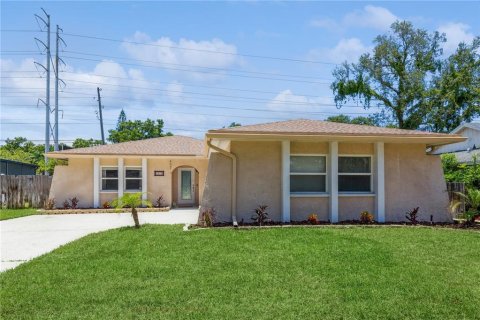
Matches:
[[34, 8, 51, 175], [53, 25, 66, 151], [97, 87, 105, 144]]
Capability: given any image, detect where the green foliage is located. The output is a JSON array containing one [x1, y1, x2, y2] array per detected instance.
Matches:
[[228, 122, 241, 127], [331, 21, 446, 130], [426, 38, 480, 132], [72, 138, 103, 148], [0, 137, 65, 175], [450, 188, 480, 224], [326, 114, 380, 126], [441, 153, 480, 188], [117, 109, 127, 128], [108, 115, 172, 143], [111, 193, 152, 228]]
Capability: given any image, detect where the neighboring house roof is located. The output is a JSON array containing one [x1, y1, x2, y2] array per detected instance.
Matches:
[[451, 122, 480, 134], [47, 136, 205, 157], [449, 149, 480, 164], [207, 119, 465, 146]]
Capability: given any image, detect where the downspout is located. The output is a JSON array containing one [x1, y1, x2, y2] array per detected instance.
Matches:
[[207, 138, 238, 227]]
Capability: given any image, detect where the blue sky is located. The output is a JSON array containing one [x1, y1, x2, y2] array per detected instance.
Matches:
[[1, 1, 479, 142]]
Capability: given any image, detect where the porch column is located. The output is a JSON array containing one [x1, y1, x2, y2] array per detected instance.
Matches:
[[142, 157, 147, 201], [329, 141, 338, 223], [281, 140, 290, 222], [375, 142, 385, 223], [118, 158, 124, 198], [93, 157, 100, 208]]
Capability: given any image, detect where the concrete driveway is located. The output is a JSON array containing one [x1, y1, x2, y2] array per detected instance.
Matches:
[[0, 209, 198, 272]]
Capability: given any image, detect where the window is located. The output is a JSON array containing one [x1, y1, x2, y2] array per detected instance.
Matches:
[[338, 156, 372, 192], [125, 167, 142, 191], [101, 167, 118, 191], [290, 155, 326, 193]]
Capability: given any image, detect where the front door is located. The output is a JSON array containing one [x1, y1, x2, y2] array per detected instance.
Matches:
[[178, 168, 195, 206]]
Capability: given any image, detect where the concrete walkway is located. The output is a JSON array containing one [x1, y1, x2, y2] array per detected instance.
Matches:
[[0, 209, 198, 272]]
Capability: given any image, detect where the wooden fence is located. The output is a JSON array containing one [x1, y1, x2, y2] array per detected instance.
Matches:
[[0, 175, 52, 209], [446, 182, 465, 215]]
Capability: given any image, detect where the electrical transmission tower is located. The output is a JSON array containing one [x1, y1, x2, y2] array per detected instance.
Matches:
[[34, 8, 51, 175], [53, 24, 66, 151], [96, 87, 106, 145]]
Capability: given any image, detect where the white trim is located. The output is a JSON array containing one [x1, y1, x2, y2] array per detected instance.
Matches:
[[93, 157, 99, 208], [177, 168, 195, 205], [329, 142, 338, 223], [142, 158, 147, 201], [124, 166, 142, 192], [338, 154, 373, 193], [375, 142, 385, 222], [290, 193, 330, 198], [100, 166, 119, 192], [118, 158, 124, 198], [281, 140, 290, 222], [339, 193, 376, 197]]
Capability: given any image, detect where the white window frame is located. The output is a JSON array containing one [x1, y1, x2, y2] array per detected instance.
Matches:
[[289, 154, 328, 195], [338, 154, 373, 194], [124, 166, 143, 192], [100, 166, 119, 193]]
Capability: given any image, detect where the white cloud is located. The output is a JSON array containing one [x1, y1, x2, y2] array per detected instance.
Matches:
[[121, 32, 239, 81], [267, 89, 337, 114], [310, 5, 398, 31], [165, 81, 184, 103], [307, 38, 371, 64], [438, 22, 475, 54]]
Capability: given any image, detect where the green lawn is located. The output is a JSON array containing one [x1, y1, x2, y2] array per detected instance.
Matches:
[[1, 226, 479, 319], [0, 208, 39, 221]]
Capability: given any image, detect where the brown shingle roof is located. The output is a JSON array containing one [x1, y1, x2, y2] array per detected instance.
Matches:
[[208, 119, 458, 137], [48, 136, 205, 157]]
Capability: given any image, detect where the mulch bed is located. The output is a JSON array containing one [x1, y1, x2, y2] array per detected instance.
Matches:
[[39, 207, 170, 215]]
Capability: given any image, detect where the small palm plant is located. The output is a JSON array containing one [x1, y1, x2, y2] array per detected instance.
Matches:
[[111, 193, 152, 228], [450, 188, 480, 225]]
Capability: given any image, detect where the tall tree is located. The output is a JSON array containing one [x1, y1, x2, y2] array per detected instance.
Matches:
[[331, 21, 446, 130], [116, 109, 127, 129], [425, 38, 480, 132], [326, 114, 380, 126], [108, 117, 172, 143], [72, 138, 104, 148]]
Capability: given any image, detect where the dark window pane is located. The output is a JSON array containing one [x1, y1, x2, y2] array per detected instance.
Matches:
[[339, 175, 371, 192], [126, 179, 142, 190], [125, 169, 141, 178], [102, 169, 118, 178], [339, 157, 371, 173], [102, 179, 118, 190], [290, 156, 326, 173], [290, 175, 326, 193]]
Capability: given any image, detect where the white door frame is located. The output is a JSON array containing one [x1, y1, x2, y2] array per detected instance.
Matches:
[[177, 168, 195, 205]]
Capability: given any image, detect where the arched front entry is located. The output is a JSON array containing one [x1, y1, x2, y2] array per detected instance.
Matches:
[[172, 166, 199, 207]]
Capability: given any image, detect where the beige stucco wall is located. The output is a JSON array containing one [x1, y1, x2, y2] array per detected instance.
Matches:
[[49, 158, 93, 208], [385, 143, 451, 222], [291, 141, 328, 154], [290, 197, 329, 221], [339, 142, 374, 154], [339, 196, 375, 221], [50, 156, 207, 209]]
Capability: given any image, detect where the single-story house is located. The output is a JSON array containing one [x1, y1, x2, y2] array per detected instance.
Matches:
[[47, 119, 465, 223], [431, 122, 479, 164]]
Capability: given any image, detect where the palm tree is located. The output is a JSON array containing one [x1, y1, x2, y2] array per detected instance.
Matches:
[[111, 193, 152, 228], [450, 188, 480, 225]]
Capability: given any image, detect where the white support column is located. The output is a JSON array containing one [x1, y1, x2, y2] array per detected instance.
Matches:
[[281, 140, 290, 223], [329, 141, 339, 223], [142, 157, 147, 201], [93, 157, 100, 208], [118, 158, 124, 198], [375, 142, 385, 223]]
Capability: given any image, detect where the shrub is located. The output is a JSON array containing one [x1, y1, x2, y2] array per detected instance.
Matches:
[[70, 197, 79, 209], [155, 195, 165, 208], [251, 205, 270, 226], [62, 200, 71, 209], [199, 207, 216, 227], [405, 207, 420, 225], [44, 198, 56, 210], [450, 188, 480, 226], [102, 201, 111, 209], [360, 211, 374, 224], [307, 213, 318, 225]]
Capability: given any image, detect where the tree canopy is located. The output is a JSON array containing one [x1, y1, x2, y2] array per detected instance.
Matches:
[[325, 114, 380, 126], [107, 111, 172, 143], [72, 138, 104, 149], [331, 21, 480, 131]]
